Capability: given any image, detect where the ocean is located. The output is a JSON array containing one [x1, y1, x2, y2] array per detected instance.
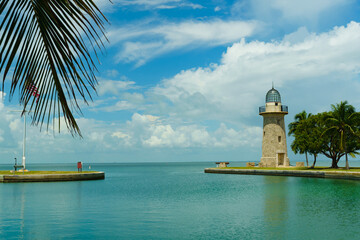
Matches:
[[0, 161, 360, 239]]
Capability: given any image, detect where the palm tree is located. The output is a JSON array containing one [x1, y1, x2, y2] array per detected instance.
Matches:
[[288, 110, 312, 166], [0, 0, 109, 136], [325, 101, 360, 169]]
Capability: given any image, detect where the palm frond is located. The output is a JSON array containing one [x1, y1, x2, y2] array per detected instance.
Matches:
[[0, 0, 109, 136]]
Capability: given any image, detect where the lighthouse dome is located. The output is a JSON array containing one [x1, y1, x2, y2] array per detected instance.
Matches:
[[266, 87, 281, 103]]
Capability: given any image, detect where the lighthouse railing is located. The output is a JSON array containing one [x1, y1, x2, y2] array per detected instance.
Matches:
[[259, 105, 288, 113], [259, 106, 266, 113], [281, 105, 288, 112]]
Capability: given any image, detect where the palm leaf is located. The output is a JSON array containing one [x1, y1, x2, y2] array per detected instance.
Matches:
[[0, 0, 109, 136]]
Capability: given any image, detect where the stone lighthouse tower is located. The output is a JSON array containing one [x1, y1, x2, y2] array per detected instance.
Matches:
[[259, 86, 290, 167]]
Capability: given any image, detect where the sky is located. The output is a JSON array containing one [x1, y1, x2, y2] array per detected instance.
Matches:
[[1, 0, 360, 164]]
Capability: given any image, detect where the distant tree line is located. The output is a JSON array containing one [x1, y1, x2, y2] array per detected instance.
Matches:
[[288, 101, 360, 169]]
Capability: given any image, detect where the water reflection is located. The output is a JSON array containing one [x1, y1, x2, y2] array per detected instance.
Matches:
[[295, 177, 360, 217], [77, 181, 83, 209], [263, 176, 288, 240], [10, 184, 26, 239], [3, 181, 86, 239]]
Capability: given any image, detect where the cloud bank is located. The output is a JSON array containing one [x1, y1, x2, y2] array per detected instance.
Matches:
[[108, 19, 259, 66], [94, 0, 203, 12], [150, 21, 360, 124], [3, 21, 360, 163]]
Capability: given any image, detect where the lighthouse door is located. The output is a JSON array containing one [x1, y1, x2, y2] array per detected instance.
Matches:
[[277, 153, 285, 166]]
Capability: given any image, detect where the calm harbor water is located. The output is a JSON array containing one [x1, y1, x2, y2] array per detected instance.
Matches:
[[1, 161, 360, 239]]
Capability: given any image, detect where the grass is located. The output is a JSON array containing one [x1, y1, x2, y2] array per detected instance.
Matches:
[[218, 167, 360, 172], [0, 171, 98, 175]]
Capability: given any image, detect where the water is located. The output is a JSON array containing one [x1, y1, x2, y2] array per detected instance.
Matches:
[[1, 161, 360, 239]]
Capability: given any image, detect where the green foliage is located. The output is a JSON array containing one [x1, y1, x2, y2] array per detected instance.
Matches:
[[288, 110, 312, 136], [289, 102, 360, 168], [0, 0, 109, 136], [324, 101, 360, 169], [288, 110, 312, 166]]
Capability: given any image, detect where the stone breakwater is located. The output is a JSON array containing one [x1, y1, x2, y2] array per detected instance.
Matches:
[[0, 172, 105, 183], [204, 168, 360, 181]]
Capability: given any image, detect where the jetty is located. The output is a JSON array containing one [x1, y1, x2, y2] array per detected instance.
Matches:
[[0, 171, 105, 183], [204, 167, 360, 181]]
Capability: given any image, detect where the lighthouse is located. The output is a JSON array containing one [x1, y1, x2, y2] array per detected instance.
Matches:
[[259, 86, 290, 167]]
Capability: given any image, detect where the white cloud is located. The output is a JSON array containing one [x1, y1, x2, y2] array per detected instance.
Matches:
[[183, 3, 203, 9], [94, 0, 203, 11], [117, 0, 181, 6], [156, 5, 177, 9], [143, 114, 160, 122], [97, 78, 136, 96], [142, 124, 214, 148], [283, 26, 311, 44], [123, 92, 145, 103], [120, 0, 204, 9], [0, 89, 260, 162], [214, 123, 262, 148], [0, 129, 4, 142], [105, 69, 120, 78], [0, 93, 31, 157], [108, 19, 259, 66], [151, 21, 360, 123], [100, 100, 136, 112], [112, 131, 130, 139], [0, 96, 258, 163], [124, 113, 260, 148], [232, 0, 352, 25], [270, 0, 349, 20], [90, 91, 145, 112], [87, 77, 144, 112], [9, 118, 20, 132]]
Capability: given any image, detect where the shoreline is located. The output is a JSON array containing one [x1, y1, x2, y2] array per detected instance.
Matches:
[[204, 168, 360, 181]]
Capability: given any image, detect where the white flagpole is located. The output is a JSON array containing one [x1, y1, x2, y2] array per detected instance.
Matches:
[[9, 110, 30, 171], [22, 113, 26, 170]]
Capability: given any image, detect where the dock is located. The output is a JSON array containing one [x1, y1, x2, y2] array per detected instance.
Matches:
[[204, 168, 360, 181], [0, 171, 105, 183]]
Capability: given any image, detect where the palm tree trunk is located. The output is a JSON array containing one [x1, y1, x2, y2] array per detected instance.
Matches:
[[305, 152, 309, 167], [310, 154, 317, 169], [344, 140, 349, 170], [345, 153, 349, 169]]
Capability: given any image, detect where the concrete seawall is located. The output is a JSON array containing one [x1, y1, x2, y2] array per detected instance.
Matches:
[[0, 172, 105, 183], [204, 168, 360, 181]]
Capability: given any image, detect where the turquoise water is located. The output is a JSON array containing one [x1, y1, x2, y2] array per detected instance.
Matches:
[[1, 161, 360, 239]]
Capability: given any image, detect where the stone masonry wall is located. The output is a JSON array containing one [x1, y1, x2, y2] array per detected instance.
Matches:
[[260, 113, 290, 167]]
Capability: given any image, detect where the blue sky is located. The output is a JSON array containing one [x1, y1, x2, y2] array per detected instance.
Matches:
[[1, 0, 360, 164]]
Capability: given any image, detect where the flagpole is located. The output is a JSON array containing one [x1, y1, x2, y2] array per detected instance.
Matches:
[[9, 83, 38, 171], [9, 110, 30, 171], [22, 113, 26, 170]]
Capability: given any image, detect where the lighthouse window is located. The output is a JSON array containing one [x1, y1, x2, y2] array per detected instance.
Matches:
[[264, 131, 265, 136], [275, 102, 278, 106], [278, 136, 281, 143]]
